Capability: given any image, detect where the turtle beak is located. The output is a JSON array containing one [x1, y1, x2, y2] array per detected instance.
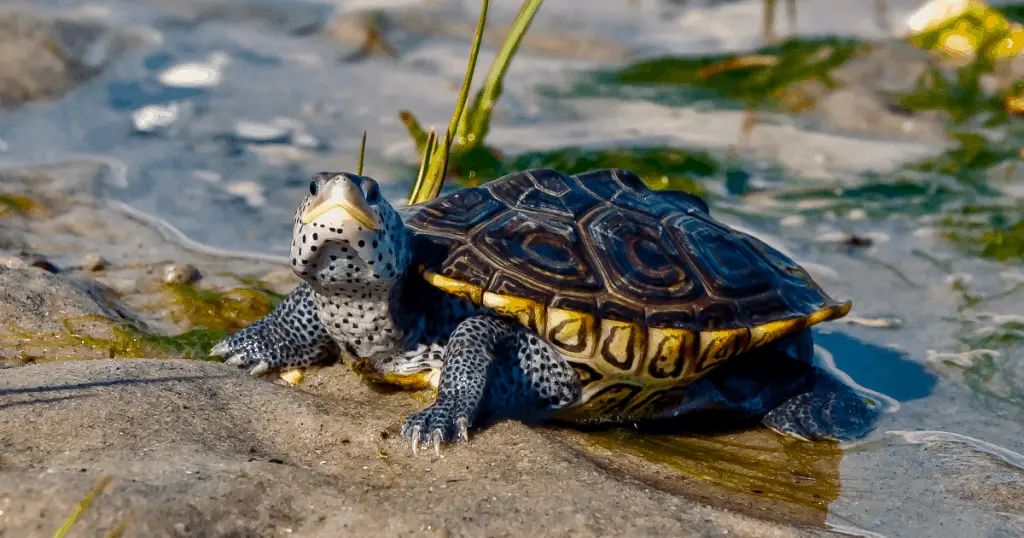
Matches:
[[300, 177, 380, 231]]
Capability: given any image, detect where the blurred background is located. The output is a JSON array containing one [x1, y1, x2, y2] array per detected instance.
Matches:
[[0, 1, 1021, 536]]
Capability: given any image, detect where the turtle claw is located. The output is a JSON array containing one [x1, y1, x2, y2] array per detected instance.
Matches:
[[401, 403, 474, 455], [429, 429, 443, 457], [410, 425, 422, 456], [210, 340, 230, 356], [249, 361, 270, 377]]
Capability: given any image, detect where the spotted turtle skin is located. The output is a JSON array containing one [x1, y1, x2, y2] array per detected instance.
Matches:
[[402, 168, 851, 420]]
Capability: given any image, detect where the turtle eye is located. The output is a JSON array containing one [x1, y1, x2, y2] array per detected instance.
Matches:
[[309, 180, 318, 196], [364, 180, 380, 203]]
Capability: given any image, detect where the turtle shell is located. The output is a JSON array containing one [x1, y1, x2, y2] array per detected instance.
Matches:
[[403, 168, 851, 420]]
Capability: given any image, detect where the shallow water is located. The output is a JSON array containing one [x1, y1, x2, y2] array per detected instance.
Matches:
[[2, 0, 1023, 536]]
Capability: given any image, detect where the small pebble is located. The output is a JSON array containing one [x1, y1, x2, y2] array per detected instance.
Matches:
[[226, 181, 267, 207], [779, 214, 806, 227], [847, 208, 868, 221], [0, 255, 28, 270], [82, 253, 108, 272], [132, 102, 184, 133], [291, 132, 320, 150], [233, 121, 291, 143], [163, 263, 202, 284], [158, 52, 229, 88]]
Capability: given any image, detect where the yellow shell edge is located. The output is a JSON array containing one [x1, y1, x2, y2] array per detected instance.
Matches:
[[482, 291, 546, 335], [422, 270, 483, 305]]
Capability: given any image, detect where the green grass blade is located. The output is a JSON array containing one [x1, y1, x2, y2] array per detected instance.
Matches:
[[443, 0, 489, 153], [459, 0, 543, 144], [428, 129, 453, 201], [410, 130, 438, 203], [409, 0, 490, 204]]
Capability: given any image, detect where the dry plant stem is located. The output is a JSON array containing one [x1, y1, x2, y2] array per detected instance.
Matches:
[[698, 55, 779, 79], [739, 109, 760, 147], [763, 0, 797, 44], [357, 130, 367, 176], [53, 475, 116, 538]]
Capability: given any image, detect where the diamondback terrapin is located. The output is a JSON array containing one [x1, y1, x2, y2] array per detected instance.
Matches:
[[212, 168, 878, 453]]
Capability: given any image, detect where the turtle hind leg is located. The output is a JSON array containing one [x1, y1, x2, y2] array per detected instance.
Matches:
[[658, 329, 881, 441], [762, 377, 882, 442], [757, 330, 882, 442], [211, 281, 338, 375]]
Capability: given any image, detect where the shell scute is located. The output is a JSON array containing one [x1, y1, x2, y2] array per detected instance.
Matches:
[[486, 168, 599, 218], [582, 208, 699, 304], [406, 186, 504, 236], [473, 210, 604, 295]]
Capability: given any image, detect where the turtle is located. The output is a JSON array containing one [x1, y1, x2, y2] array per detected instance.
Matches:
[[211, 167, 879, 454]]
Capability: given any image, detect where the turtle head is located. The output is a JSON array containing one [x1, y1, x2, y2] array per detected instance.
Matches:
[[291, 172, 408, 295]]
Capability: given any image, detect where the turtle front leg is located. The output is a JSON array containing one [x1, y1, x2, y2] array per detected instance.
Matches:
[[210, 282, 338, 375], [401, 315, 580, 455]]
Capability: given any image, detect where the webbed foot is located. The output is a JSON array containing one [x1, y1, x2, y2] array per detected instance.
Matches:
[[762, 385, 881, 442], [401, 403, 471, 456], [210, 282, 337, 375]]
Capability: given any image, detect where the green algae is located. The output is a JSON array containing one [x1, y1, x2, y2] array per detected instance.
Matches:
[[161, 281, 280, 331], [0, 193, 43, 216], [2, 279, 286, 363], [564, 37, 864, 113], [1005, 4, 1024, 23], [942, 206, 1024, 262]]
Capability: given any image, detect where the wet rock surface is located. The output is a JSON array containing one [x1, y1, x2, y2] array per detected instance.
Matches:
[[0, 358, 832, 538]]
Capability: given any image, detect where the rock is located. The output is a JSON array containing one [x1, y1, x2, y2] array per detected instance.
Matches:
[[0, 359, 825, 537], [0, 267, 129, 364], [232, 119, 292, 143], [794, 42, 949, 143], [0, 12, 138, 108], [157, 52, 230, 88], [0, 255, 28, 269], [81, 252, 108, 271], [162, 262, 202, 284], [321, 6, 632, 63], [132, 101, 189, 134]]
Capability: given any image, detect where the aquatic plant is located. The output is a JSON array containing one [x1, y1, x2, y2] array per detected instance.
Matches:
[[405, 0, 544, 203]]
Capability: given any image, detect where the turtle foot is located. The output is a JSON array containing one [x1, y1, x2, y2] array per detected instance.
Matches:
[[762, 387, 881, 442], [209, 282, 337, 376], [401, 404, 471, 456]]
